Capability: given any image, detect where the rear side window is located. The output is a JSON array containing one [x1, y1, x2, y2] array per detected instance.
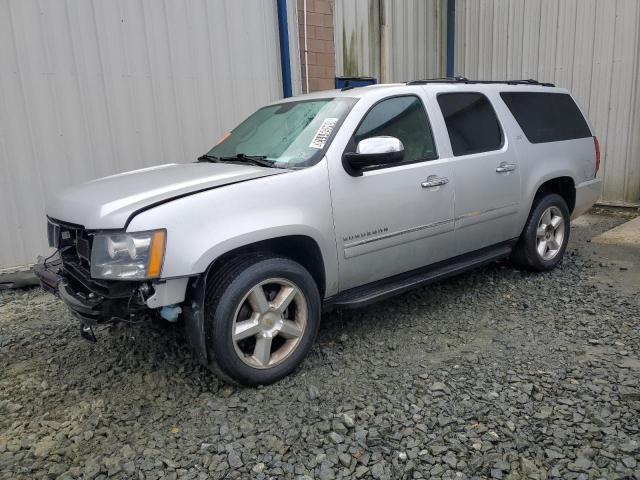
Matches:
[[500, 92, 591, 143], [437, 93, 503, 156]]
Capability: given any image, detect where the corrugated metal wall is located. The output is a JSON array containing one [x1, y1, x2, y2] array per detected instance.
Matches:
[[454, 0, 640, 206], [0, 0, 284, 271], [334, 0, 444, 82], [385, 0, 445, 82], [334, 0, 381, 78]]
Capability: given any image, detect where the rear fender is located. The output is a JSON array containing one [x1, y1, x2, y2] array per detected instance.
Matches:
[[518, 170, 575, 233]]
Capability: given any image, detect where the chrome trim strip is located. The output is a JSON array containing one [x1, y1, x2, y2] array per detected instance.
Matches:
[[455, 202, 518, 221], [343, 203, 519, 251], [344, 218, 454, 249]]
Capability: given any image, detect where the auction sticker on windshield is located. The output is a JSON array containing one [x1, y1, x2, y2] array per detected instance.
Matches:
[[309, 118, 338, 149]]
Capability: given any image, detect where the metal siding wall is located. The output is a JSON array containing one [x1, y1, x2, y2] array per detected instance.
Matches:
[[334, 0, 380, 78], [334, 0, 444, 81], [0, 0, 283, 271], [454, 0, 640, 205], [388, 0, 444, 81]]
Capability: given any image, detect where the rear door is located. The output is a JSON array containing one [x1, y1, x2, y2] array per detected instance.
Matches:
[[435, 92, 521, 254]]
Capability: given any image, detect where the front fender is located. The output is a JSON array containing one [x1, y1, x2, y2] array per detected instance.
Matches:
[[126, 163, 339, 296], [191, 224, 328, 275]]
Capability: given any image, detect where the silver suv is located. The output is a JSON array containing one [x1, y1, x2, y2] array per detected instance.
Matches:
[[35, 79, 602, 385]]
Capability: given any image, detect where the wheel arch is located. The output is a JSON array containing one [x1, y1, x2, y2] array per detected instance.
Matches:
[[518, 173, 576, 239], [182, 234, 327, 369], [200, 234, 327, 299], [533, 176, 576, 213]]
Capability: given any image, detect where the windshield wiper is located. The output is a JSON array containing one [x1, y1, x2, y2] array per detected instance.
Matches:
[[219, 154, 276, 168], [197, 154, 221, 163]]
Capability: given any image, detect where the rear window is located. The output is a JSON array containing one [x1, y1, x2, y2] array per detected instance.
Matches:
[[500, 92, 591, 144], [437, 93, 503, 156]]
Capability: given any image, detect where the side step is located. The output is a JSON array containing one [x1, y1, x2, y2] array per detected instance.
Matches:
[[325, 243, 513, 309]]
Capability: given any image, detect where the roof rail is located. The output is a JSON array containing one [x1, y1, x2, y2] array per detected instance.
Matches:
[[407, 77, 555, 87], [406, 76, 469, 85]]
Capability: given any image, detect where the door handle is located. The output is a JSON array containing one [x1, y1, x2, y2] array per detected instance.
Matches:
[[496, 163, 516, 173], [421, 176, 449, 188]]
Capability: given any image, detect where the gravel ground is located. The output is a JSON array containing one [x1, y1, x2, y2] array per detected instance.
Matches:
[[1, 211, 639, 480]]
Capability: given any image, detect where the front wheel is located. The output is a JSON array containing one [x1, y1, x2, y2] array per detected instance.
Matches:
[[204, 254, 321, 385], [512, 193, 570, 271]]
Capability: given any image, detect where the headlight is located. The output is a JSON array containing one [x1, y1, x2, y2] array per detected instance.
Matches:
[[91, 230, 166, 280]]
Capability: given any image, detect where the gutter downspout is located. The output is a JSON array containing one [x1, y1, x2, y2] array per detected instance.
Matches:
[[276, 0, 293, 97], [379, 0, 390, 83], [303, 0, 309, 93], [446, 0, 455, 78]]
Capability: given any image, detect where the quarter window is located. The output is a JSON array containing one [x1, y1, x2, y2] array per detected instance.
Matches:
[[352, 96, 437, 164], [500, 92, 591, 143], [437, 93, 503, 156]]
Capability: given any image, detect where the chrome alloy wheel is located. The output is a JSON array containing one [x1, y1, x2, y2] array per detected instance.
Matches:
[[231, 278, 308, 369], [536, 206, 565, 260]]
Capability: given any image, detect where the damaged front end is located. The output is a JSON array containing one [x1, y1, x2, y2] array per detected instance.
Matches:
[[34, 258, 152, 342], [34, 219, 158, 341], [35, 218, 205, 363]]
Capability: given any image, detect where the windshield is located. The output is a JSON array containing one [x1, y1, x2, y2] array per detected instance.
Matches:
[[205, 97, 357, 168]]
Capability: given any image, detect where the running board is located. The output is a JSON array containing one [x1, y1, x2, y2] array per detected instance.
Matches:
[[325, 243, 514, 309]]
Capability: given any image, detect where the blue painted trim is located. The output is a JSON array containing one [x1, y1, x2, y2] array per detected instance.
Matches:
[[446, 0, 455, 78], [276, 0, 293, 98]]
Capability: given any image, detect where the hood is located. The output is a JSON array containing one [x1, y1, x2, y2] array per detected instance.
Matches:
[[47, 162, 285, 229]]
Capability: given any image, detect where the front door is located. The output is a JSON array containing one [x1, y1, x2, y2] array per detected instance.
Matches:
[[327, 94, 456, 291], [435, 92, 521, 254]]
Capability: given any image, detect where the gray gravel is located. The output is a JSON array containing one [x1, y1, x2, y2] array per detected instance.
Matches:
[[1, 212, 639, 480]]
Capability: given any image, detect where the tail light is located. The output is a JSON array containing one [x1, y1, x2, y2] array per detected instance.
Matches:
[[594, 136, 601, 175]]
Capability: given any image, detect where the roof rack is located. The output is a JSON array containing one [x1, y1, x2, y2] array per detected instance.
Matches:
[[406, 77, 555, 87]]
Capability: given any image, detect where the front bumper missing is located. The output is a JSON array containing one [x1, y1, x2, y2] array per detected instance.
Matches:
[[33, 261, 143, 341], [34, 261, 104, 324]]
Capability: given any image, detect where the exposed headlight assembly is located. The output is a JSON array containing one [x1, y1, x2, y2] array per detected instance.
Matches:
[[91, 230, 166, 280]]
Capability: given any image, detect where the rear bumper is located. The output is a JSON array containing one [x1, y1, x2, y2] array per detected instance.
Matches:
[[33, 261, 139, 325], [572, 178, 602, 219]]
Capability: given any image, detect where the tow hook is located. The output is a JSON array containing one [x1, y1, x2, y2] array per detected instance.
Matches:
[[80, 323, 97, 343]]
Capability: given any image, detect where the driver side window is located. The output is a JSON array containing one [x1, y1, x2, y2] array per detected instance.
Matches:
[[352, 95, 437, 164]]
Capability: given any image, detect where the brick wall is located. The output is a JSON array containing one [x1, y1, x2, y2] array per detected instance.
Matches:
[[297, 0, 336, 92]]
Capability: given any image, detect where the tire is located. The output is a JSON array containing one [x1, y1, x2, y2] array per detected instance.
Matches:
[[512, 193, 571, 272], [204, 254, 321, 385]]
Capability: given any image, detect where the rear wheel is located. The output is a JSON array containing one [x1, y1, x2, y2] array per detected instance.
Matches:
[[204, 254, 320, 385], [512, 193, 570, 271]]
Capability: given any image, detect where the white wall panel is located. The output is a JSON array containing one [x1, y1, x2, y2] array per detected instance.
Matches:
[[334, 0, 444, 82], [387, 0, 445, 82], [0, 0, 284, 271], [454, 0, 640, 205], [334, 0, 380, 78]]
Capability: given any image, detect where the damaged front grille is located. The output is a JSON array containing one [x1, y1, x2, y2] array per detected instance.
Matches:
[[47, 217, 140, 299], [48, 217, 92, 268]]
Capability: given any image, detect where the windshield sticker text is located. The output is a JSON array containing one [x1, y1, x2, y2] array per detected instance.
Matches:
[[309, 118, 338, 149]]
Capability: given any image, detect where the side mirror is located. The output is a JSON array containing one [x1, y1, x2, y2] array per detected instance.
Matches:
[[343, 136, 404, 174]]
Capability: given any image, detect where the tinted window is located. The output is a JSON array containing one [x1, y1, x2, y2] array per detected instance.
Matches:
[[500, 92, 591, 143], [437, 93, 503, 156], [353, 96, 437, 163]]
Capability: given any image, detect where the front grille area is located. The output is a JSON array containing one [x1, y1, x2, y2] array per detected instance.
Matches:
[[48, 217, 92, 268], [47, 218, 140, 299]]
